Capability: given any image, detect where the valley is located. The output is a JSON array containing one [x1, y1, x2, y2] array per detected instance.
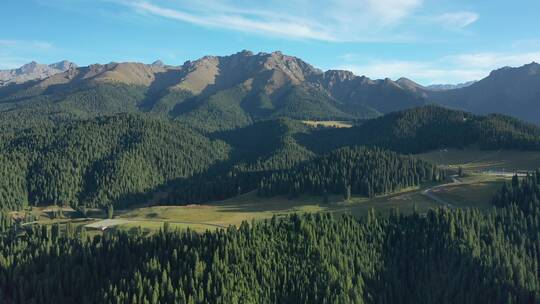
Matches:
[[10, 148, 526, 235], [3, 106, 538, 243]]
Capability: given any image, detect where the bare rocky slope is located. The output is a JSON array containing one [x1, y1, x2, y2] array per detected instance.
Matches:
[[0, 60, 77, 86]]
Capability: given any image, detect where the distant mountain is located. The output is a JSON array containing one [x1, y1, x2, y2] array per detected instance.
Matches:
[[1, 51, 540, 128], [0, 60, 77, 86], [0, 51, 428, 132], [426, 81, 476, 91], [429, 62, 540, 124]]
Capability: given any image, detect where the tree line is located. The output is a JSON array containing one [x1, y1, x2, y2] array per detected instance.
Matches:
[[492, 169, 540, 214]]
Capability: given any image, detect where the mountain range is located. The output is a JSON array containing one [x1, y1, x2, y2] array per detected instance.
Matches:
[[425, 81, 476, 91], [0, 51, 539, 127], [0, 60, 77, 86]]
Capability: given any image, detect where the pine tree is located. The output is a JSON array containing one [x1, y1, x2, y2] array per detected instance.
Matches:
[[107, 204, 114, 219]]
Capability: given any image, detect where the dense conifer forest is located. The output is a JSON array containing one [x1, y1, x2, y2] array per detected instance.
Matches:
[[0, 114, 230, 210], [1, 106, 540, 211], [1, 202, 540, 303], [258, 147, 444, 198], [492, 169, 540, 214], [300, 106, 540, 153]]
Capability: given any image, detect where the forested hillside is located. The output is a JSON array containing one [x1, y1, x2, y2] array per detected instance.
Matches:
[[258, 147, 443, 198], [0, 114, 229, 210], [1, 206, 539, 303], [1, 106, 540, 211], [300, 106, 540, 153]]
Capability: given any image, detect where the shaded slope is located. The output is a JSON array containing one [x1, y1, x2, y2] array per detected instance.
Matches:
[[430, 62, 540, 124], [0, 114, 229, 209]]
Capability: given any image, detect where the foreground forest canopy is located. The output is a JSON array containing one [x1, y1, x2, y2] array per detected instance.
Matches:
[[1, 199, 540, 303], [0, 106, 539, 210]]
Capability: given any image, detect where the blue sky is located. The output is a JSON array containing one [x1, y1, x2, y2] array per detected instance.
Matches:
[[1, 0, 540, 85]]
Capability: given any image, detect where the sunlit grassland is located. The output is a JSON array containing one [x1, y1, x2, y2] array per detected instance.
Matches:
[[115, 184, 440, 231]]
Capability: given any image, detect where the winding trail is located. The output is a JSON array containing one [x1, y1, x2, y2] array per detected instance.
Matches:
[[421, 170, 527, 208], [21, 217, 227, 229], [114, 218, 227, 229], [421, 176, 462, 208]]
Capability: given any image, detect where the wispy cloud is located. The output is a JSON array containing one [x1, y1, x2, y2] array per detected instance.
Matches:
[[448, 51, 540, 68], [340, 61, 484, 85], [362, 0, 423, 25], [129, 1, 337, 41], [0, 40, 55, 69], [0, 56, 31, 70], [338, 50, 540, 84], [431, 11, 479, 28], [114, 0, 475, 42], [0, 40, 53, 50]]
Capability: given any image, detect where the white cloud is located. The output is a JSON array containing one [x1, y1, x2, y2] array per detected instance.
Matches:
[[364, 0, 423, 24], [118, 0, 431, 42], [432, 11, 479, 28], [448, 51, 540, 68], [131, 1, 337, 41], [0, 40, 53, 50], [341, 61, 484, 85], [338, 50, 540, 85]]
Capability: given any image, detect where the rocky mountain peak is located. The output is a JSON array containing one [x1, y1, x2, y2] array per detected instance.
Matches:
[[396, 77, 425, 91], [323, 70, 356, 82], [50, 60, 78, 71], [20, 61, 40, 73]]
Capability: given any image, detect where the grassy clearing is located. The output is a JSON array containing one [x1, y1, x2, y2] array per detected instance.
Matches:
[[116, 184, 441, 231], [302, 120, 353, 128], [416, 148, 540, 172], [14, 178, 500, 234], [117, 193, 329, 229], [413, 148, 535, 209], [430, 174, 508, 209]]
